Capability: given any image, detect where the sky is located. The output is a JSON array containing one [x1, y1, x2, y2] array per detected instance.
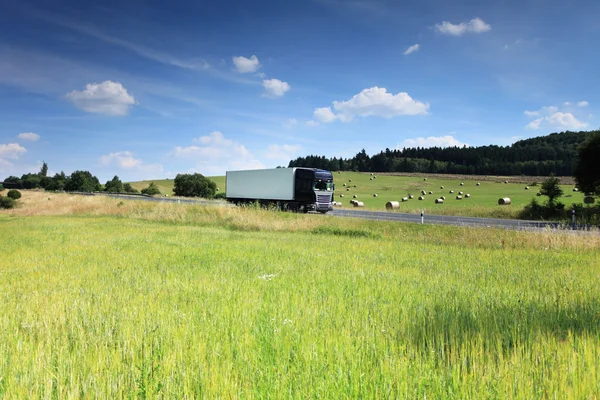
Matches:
[[1, 0, 599, 182]]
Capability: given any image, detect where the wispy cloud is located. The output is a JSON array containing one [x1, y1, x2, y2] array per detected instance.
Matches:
[[17, 132, 40, 141], [435, 17, 491, 36], [403, 44, 420, 55]]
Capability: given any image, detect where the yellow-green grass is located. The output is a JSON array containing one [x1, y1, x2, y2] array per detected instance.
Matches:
[[0, 192, 599, 397], [129, 172, 584, 219]]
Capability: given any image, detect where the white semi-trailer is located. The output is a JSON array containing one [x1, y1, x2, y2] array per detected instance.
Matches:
[[226, 167, 334, 213]]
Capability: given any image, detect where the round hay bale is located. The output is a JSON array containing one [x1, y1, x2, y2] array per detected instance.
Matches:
[[525, 186, 529, 190], [424, 178, 427, 181], [476, 183, 481, 186], [409, 195, 414, 199], [349, 179, 352, 182], [353, 185, 356, 188], [536, 192, 542, 196], [418, 196, 425, 200], [373, 194, 378, 197], [440, 186, 444, 189], [346, 188, 350, 191], [353, 194, 358, 198], [353, 201, 364, 208], [370, 173, 374, 176], [460, 182, 464, 186], [369, 177, 373, 180], [421, 190, 426, 195], [504, 181, 508, 184], [386, 201, 400, 210], [343, 183, 347, 186], [498, 197, 511, 205], [449, 190, 454, 194], [402, 197, 409, 202], [465, 194, 471, 198], [584, 196, 595, 204], [350, 200, 357, 205], [573, 188, 579, 192], [440, 196, 446, 200], [428, 191, 433, 194], [456, 195, 463, 200], [340, 194, 344, 198], [435, 198, 444, 204], [216, 188, 220, 191], [458, 191, 463, 195]]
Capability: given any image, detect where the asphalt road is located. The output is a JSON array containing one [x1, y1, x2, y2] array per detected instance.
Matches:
[[94, 192, 567, 230]]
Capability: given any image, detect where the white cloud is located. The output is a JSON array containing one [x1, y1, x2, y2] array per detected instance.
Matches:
[[524, 105, 589, 130], [563, 102, 571, 106], [171, 131, 264, 175], [397, 135, 468, 149], [265, 144, 302, 161], [98, 151, 163, 177], [232, 55, 261, 73], [314, 107, 338, 123], [0, 143, 27, 159], [578, 101, 589, 107], [403, 44, 420, 55], [283, 118, 298, 129], [17, 132, 40, 141], [262, 79, 291, 97], [66, 81, 136, 116], [314, 86, 429, 123], [435, 17, 491, 36]]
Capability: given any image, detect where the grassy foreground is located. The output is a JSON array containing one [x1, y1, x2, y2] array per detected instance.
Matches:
[[1, 192, 599, 398]]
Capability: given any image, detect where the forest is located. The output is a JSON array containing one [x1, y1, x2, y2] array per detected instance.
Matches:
[[289, 130, 596, 176]]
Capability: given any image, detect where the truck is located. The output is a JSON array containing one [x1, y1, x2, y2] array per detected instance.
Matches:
[[226, 167, 335, 213]]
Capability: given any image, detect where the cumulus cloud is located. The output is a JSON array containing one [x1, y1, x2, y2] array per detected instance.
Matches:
[[0, 143, 27, 173], [98, 151, 163, 176], [311, 87, 429, 124], [265, 144, 302, 161], [232, 55, 261, 73], [171, 131, 265, 175], [17, 132, 40, 141], [435, 17, 491, 36], [403, 44, 420, 55], [66, 81, 136, 116], [397, 135, 468, 149], [525, 105, 589, 130], [578, 101, 589, 107], [262, 79, 290, 97]]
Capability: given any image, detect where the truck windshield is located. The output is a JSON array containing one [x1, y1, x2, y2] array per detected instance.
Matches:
[[314, 181, 334, 191]]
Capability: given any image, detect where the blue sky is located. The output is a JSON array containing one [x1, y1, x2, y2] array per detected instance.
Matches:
[[1, 0, 599, 182]]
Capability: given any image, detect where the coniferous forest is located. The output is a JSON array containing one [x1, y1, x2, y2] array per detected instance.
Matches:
[[289, 130, 596, 176]]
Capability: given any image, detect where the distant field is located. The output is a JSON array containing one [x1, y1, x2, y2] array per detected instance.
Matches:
[[129, 172, 584, 218], [1, 191, 599, 397]]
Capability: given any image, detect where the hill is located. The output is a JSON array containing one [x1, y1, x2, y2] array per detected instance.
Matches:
[[289, 130, 597, 176]]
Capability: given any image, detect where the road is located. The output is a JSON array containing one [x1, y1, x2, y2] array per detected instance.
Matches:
[[96, 192, 566, 230]]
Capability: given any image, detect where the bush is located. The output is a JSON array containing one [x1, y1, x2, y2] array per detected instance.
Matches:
[[0, 196, 15, 209], [7, 189, 21, 200], [141, 182, 161, 196], [214, 192, 227, 200], [0, 183, 4, 191], [174, 173, 216, 198], [123, 183, 139, 194]]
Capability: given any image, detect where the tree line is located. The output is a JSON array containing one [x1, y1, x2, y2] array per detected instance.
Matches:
[[289, 130, 595, 176]]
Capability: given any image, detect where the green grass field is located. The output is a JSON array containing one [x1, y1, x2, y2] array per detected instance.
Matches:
[[1, 193, 599, 397], [130, 172, 584, 218]]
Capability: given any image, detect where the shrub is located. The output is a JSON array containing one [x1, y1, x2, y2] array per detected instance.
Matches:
[[173, 173, 216, 198], [0, 184, 4, 191], [123, 183, 139, 194], [7, 189, 21, 200], [141, 182, 161, 196], [214, 192, 227, 200], [0, 196, 15, 209]]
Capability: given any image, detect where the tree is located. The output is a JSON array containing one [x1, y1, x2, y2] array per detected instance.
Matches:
[[0, 183, 4, 192], [123, 183, 139, 193], [0, 196, 15, 209], [64, 171, 101, 192], [574, 131, 600, 196], [21, 173, 41, 189], [2, 176, 23, 189], [141, 182, 161, 196], [540, 175, 563, 204], [104, 175, 124, 193], [46, 172, 67, 191], [40, 162, 48, 177], [173, 173, 216, 198]]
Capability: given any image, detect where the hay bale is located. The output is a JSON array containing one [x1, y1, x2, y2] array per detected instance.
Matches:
[[353, 201, 364, 208], [536, 192, 542, 196], [460, 182, 464, 186], [449, 190, 454, 194], [350, 200, 357, 205], [498, 197, 511, 205], [465, 194, 471, 198], [369, 177, 373, 180], [349, 179, 352, 182], [346, 188, 350, 191], [476, 183, 481, 186], [409, 195, 414, 199], [424, 178, 427, 181], [373, 194, 378, 197], [573, 188, 579, 192], [343, 183, 347, 186], [584, 196, 595, 204], [216, 188, 220, 191], [504, 181, 508, 184], [353, 185, 357, 188], [386, 201, 400, 210], [340, 194, 344, 198], [428, 191, 433, 194], [373, 176, 377, 178], [421, 190, 427, 195], [440, 196, 446, 200], [418, 196, 425, 200], [458, 191, 463, 195], [456, 195, 462, 200], [525, 186, 529, 190], [402, 197, 409, 202], [440, 186, 444, 189], [435, 198, 444, 204], [370, 173, 374, 176], [353, 195, 358, 198]]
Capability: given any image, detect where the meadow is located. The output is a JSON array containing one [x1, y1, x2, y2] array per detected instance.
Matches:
[[130, 172, 585, 219], [0, 191, 599, 398]]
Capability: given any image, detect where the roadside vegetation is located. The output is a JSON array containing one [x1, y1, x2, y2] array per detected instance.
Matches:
[[0, 191, 599, 397]]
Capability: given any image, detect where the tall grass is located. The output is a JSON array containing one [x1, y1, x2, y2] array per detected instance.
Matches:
[[0, 211, 599, 397]]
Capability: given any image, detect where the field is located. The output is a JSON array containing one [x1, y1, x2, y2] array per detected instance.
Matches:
[[130, 172, 585, 219], [1, 191, 599, 397]]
